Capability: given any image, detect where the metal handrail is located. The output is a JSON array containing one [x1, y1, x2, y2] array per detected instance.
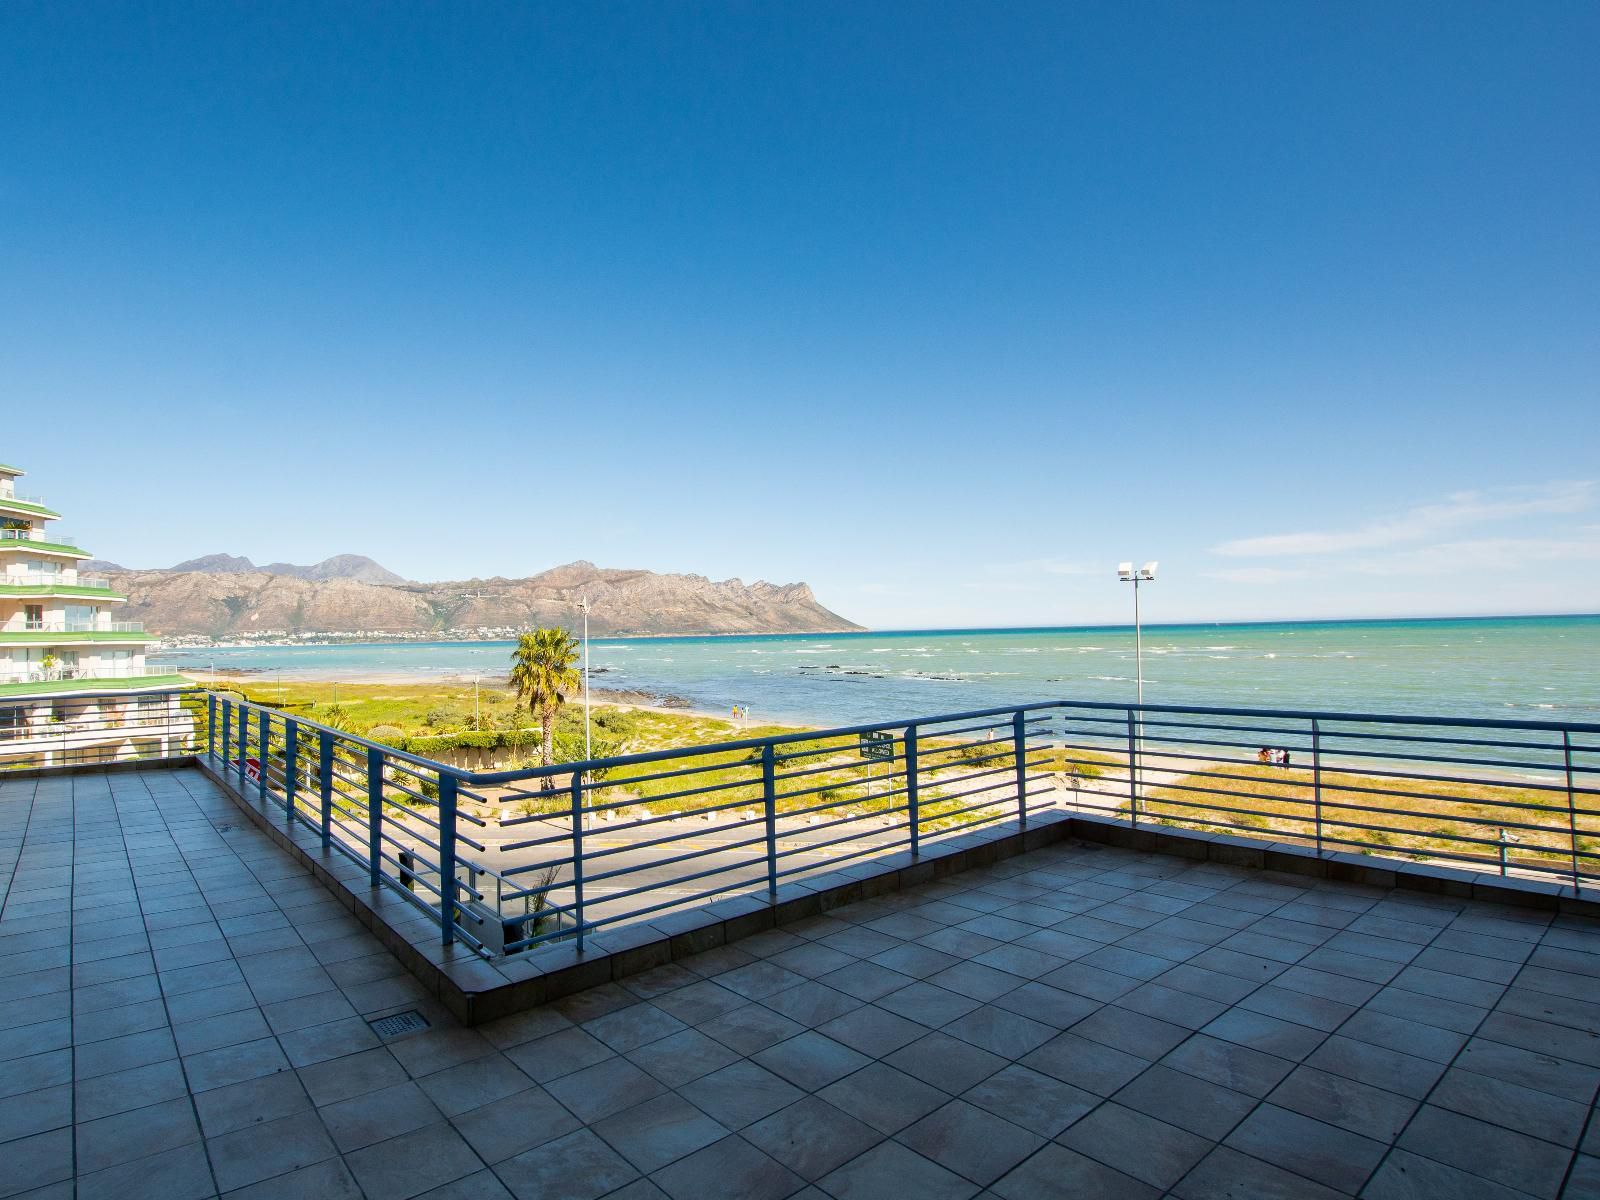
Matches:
[[66, 690, 1595, 966], [10, 621, 143, 633], [0, 528, 75, 544], [0, 572, 112, 589]]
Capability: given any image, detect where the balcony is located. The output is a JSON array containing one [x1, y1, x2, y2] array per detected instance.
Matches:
[[0, 527, 82, 553], [0, 571, 114, 590], [2, 714, 1598, 1198], [12, 620, 143, 633]]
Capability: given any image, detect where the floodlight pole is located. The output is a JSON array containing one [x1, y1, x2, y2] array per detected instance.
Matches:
[[1118, 562, 1157, 815], [579, 596, 591, 764], [1132, 574, 1144, 708]]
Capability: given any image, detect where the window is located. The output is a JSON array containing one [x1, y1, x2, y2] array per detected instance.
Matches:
[[24, 605, 43, 630]]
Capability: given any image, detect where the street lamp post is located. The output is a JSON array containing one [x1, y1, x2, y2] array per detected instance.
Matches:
[[577, 595, 592, 763], [1117, 561, 1158, 706], [1117, 561, 1158, 814]]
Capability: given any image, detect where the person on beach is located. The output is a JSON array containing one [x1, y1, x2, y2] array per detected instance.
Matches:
[[1258, 747, 1272, 764]]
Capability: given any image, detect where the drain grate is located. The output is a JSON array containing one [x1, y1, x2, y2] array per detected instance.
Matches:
[[368, 1010, 430, 1039]]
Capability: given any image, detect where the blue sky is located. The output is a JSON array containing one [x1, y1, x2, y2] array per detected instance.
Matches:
[[3, 3, 1596, 629]]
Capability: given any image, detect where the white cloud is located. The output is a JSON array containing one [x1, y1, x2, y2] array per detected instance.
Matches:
[[1213, 481, 1596, 558], [1351, 528, 1600, 576], [983, 558, 1101, 578], [1203, 566, 1314, 585]]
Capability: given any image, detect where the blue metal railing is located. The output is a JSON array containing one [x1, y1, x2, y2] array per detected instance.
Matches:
[[11, 687, 1597, 960]]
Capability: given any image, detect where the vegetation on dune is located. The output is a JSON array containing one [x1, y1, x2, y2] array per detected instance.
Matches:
[[206, 674, 1123, 831], [1143, 760, 1586, 874]]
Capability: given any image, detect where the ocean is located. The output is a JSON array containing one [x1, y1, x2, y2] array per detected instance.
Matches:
[[161, 615, 1600, 728]]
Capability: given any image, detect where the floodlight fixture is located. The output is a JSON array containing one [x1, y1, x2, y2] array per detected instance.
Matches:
[[1117, 562, 1134, 581]]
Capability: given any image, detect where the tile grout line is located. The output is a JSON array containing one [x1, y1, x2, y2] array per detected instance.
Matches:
[[146, 769, 228, 1199], [1352, 907, 1580, 1198]]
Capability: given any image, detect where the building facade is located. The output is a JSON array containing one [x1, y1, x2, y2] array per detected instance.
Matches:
[[1, 461, 190, 766]]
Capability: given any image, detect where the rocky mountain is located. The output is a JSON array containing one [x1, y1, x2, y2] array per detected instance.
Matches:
[[159, 553, 406, 585], [105, 559, 860, 638], [170, 553, 259, 574]]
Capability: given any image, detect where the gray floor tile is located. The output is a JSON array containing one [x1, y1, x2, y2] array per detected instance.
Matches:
[[1361, 1147, 1533, 1200], [320, 1079, 443, 1151], [76, 1140, 215, 1200], [451, 1083, 580, 1165], [1224, 1102, 1389, 1195], [1161, 1032, 1296, 1097], [1398, 1105, 1573, 1198], [752, 1030, 870, 1091], [899, 1098, 1046, 1185], [1171, 1144, 1349, 1200], [494, 1127, 638, 1200], [679, 1060, 804, 1129], [592, 1093, 729, 1173], [194, 1069, 312, 1138], [546, 1056, 667, 1123], [221, 1156, 363, 1199], [742, 1095, 883, 1181], [650, 1133, 804, 1200], [818, 1139, 979, 1200], [816, 1061, 948, 1133], [890, 1031, 1009, 1093], [1266, 1063, 1417, 1142], [1058, 1101, 1212, 1190], [345, 1121, 485, 1200], [206, 1109, 338, 1193], [1112, 1063, 1257, 1141], [1428, 1065, 1590, 1146], [991, 1142, 1157, 1200], [961, 1063, 1097, 1136]]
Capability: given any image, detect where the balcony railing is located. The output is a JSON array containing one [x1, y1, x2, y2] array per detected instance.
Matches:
[[0, 687, 196, 759], [8, 688, 1595, 957], [0, 492, 46, 505], [0, 572, 112, 589], [11, 621, 143, 633], [170, 694, 1600, 963], [0, 528, 76, 546], [0, 663, 179, 685]]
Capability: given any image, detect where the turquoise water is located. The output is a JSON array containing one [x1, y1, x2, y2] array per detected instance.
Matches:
[[162, 615, 1600, 727]]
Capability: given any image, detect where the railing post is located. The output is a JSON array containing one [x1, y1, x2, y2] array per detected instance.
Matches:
[[437, 773, 458, 946], [1126, 709, 1139, 828], [284, 719, 298, 824], [762, 743, 778, 900], [257, 709, 269, 806], [905, 724, 920, 858], [1312, 718, 1323, 857], [1013, 710, 1029, 829], [367, 748, 384, 888], [219, 698, 230, 770], [1566, 731, 1580, 896], [570, 771, 586, 950], [319, 731, 333, 850], [234, 703, 247, 789], [207, 693, 217, 759]]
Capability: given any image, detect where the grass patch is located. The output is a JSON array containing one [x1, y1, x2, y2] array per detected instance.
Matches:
[[1145, 761, 1586, 874]]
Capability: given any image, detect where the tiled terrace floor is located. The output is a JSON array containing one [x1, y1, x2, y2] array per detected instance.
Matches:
[[3, 767, 1600, 1199]]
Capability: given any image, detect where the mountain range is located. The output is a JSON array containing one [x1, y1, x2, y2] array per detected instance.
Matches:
[[88, 553, 405, 586], [94, 556, 860, 638]]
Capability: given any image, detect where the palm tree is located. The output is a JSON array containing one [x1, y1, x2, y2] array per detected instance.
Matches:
[[509, 627, 581, 769]]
